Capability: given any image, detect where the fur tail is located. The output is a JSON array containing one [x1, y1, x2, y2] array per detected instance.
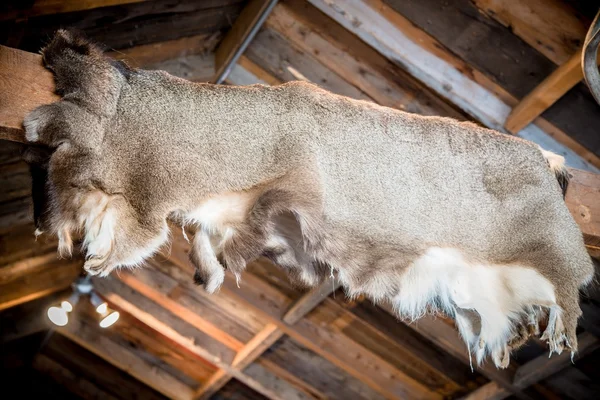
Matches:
[[540, 149, 570, 197]]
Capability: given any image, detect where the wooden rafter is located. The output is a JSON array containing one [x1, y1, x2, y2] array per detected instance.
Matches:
[[196, 277, 339, 398], [463, 333, 600, 400], [212, 0, 277, 83], [57, 305, 195, 400], [505, 50, 600, 134], [0, 254, 81, 312], [0, 0, 145, 21]]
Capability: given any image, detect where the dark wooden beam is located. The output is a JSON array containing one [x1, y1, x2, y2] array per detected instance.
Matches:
[[0, 0, 145, 21], [212, 0, 277, 83], [283, 278, 340, 324], [57, 303, 195, 400], [0, 254, 81, 312], [463, 332, 600, 400]]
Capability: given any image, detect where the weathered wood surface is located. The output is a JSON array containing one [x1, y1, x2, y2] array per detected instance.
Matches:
[[213, 0, 277, 82], [471, 0, 589, 66], [0, 0, 146, 21], [37, 333, 168, 400], [1, 0, 245, 52], [0, 255, 81, 311], [464, 333, 600, 400], [379, 0, 600, 162], [0, 45, 58, 142], [57, 302, 195, 400]]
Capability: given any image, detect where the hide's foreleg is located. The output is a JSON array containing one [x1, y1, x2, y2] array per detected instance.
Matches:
[[189, 229, 225, 294]]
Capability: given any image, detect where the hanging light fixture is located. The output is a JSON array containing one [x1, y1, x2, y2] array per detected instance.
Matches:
[[46, 275, 119, 328]]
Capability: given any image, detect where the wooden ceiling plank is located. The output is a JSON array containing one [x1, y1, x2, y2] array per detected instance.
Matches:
[[1, 0, 145, 21], [245, 28, 373, 100], [195, 324, 284, 399], [57, 312, 194, 400], [213, 0, 277, 82], [197, 277, 341, 398], [117, 270, 245, 352], [33, 354, 120, 400], [283, 278, 340, 325], [236, 56, 283, 86], [504, 50, 600, 134], [265, 1, 465, 119], [108, 33, 221, 69], [471, 0, 588, 66], [463, 332, 600, 400], [99, 288, 289, 400], [0, 257, 81, 312]]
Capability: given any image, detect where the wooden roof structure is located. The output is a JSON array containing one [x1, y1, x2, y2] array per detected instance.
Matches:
[[1, 1, 600, 399]]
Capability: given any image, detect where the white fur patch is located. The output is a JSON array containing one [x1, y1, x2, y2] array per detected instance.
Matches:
[[539, 148, 565, 173], [391, 247, 557, 367], [195, 229, 225, 293], [185, 191, 256, 233]]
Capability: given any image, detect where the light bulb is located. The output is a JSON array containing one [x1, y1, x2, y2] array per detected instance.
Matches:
[[61, 300, 73, 312], [96, 302, 108, 314], [47, 306, 68, 326], [99, 311, 119, 328]]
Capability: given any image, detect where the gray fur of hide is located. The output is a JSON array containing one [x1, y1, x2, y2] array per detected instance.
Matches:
[[25, 30, 594, 369]]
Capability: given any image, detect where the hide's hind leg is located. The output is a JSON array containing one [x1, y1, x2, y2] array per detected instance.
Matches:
[[221, 188, 325, 284]]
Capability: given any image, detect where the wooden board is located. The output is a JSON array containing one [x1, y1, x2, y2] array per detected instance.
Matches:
[[380, 0, 600, 158], [1, 0, 146, 21], [471, 0, 589, 66], [38, 333, 168, 400], [0, 255, 81, 311], [58, 302, 195, 400], [265, 1, 466, 119], [0, 44, 58, 142], [1, 0, 245, 52]]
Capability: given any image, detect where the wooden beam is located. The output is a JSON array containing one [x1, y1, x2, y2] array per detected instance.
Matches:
[[0, 0, 145, 21], [566, 169, 600, 249], [40, 333, 169, 400], [102, 291, 295, 400], [283, 278, 340, 324], [504, 50, 600, 134], [213, 0, 277, 83], [194, 324, 284, 399], [196, 276, 339, 398], [117, 271, 245, 352], [463, 333, 600, 400], [0, 255, 81, 312], [471, 0, 588, 66], [58, 305, 195, 400], [108, 33, 221, 69], [0, 45, 58, 143]]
